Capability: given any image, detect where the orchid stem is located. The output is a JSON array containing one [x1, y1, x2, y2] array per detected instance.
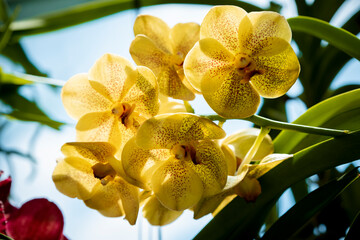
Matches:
[[238, 127, 270, 172], [201, 114, 349, 137], [12, 72, 65, 86]]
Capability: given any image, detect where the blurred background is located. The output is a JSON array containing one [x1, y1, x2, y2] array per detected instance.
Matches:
[[0, 0, 359, 239]]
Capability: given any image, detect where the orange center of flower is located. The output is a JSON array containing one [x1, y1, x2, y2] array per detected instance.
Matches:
[[171, 143, 198, 165], [111, 103, 136, 128], [235, 54, 261, 84]]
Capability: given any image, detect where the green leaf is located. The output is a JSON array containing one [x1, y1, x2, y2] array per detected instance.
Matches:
[[9, 0, 267, 41], [195, 130, 360, 240], [274, 89, 360, 154], [0, 233, 15, 240], [345, 211, 360, 240], [262, 168, 360, 240], [288, 16, 360, 61], [1, 110, 64, 130], [0, 89, 64, 130]]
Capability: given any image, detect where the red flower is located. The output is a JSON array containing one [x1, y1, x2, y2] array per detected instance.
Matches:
[[0, 172, 67, 240]]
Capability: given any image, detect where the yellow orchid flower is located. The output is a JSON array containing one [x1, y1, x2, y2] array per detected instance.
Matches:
[[184, 6, 300, 118], [193, 128, 292, 218], [52, 142, 139, 225], [121, 113, 228, 212], [61, 53, 159, 155], [158, 93, 187, 115], [142, 194, 183, 226], [130, 15, 200, 100]]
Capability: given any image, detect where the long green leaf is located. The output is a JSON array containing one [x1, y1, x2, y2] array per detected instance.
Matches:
[[288, 16, 360, 61], [195, 130, 360, 240], [1, 110, 64, 130], [274, 89, 360, 154], [345, 211, 360, 240], [262, 168, 359, 240], [9, 0, 267, 41]]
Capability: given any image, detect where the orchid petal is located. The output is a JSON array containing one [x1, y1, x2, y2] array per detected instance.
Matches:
[[121, 138, 171, 189], [88, 54, 136, 102], [184, 38, 235, 92], [151, 159, 203, 211], [84, 176, 139, 225], [201, 6, 246, 53], [201, 70, 260, 118], [6, 199, 64, 240], [52, 157, 100, 200], [170, 22, 200, 57], [250, 39, 300, 98], [61, 73, 112, 120], [136, 113, 226, 149], [142, 195, 183, 226], [133, 15, 172, 54]]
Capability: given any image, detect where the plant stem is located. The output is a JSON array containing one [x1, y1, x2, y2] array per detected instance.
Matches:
[[201, 114, 349, 137], [238, 127, 270, 172], [13, 72, 65, 86]]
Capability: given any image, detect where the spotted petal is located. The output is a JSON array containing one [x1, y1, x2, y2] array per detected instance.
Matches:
[[88, 54, 136, 103], [133, 15, 172, 54], [130, 34, 172, 76], [76, 111, 136, 152], [200, 5, 246, 53], [84, 176, 139, 225], [142, 195, 183, 226], [136, 113, 226, 149], [151, 159, 203, 211], [61, 73, 112, 120], [121, 138, 171, 189], [190, 140, 227, 197], [184, 38, 235, 92], [170, 22, 200, 57], [201, 69, 260, 118], [61, 142, 117, 166], [157, 65, 195, 100], [122, 66, 159, 118], [52, 157, 100, 200], [250, 38, 300, 98]]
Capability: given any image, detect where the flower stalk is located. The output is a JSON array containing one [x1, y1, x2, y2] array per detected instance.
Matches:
[[201, 114, 349, 137]]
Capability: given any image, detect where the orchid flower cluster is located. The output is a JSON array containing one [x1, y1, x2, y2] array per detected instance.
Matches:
[[53, 5, 299, 226]]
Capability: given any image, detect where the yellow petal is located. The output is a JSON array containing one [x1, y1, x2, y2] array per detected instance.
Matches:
[[158, 94, 187, 114], [88, 53, 136, 102], [52, 157, 100, 200], [192, 167, 248, 219], [221, 144, 237, 176], [223, 128, 273, 162], [76, 111, 136, 152], [247, 153, 292, 178], [133, 15, 172, 54], [250, 39, 300, 98], [84, 176, 139, 225], [122, 66, 159, 118], [136, 113, 226, 149], [121, 137, 171, 189], [201, 70, 260, 118], [151, 159, 203, 211], [200, 5, 246, 53], [61, 73, 112, 120], [130, 34, 172, 76], [184, 38, 235, 92], [234, 177, 261, 202], [157, 65, 195, 100], [61, 142, 117, 166], [170, 22, 200, 57], [143, 195, 183, 226], [190, 140, 227, 197]]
